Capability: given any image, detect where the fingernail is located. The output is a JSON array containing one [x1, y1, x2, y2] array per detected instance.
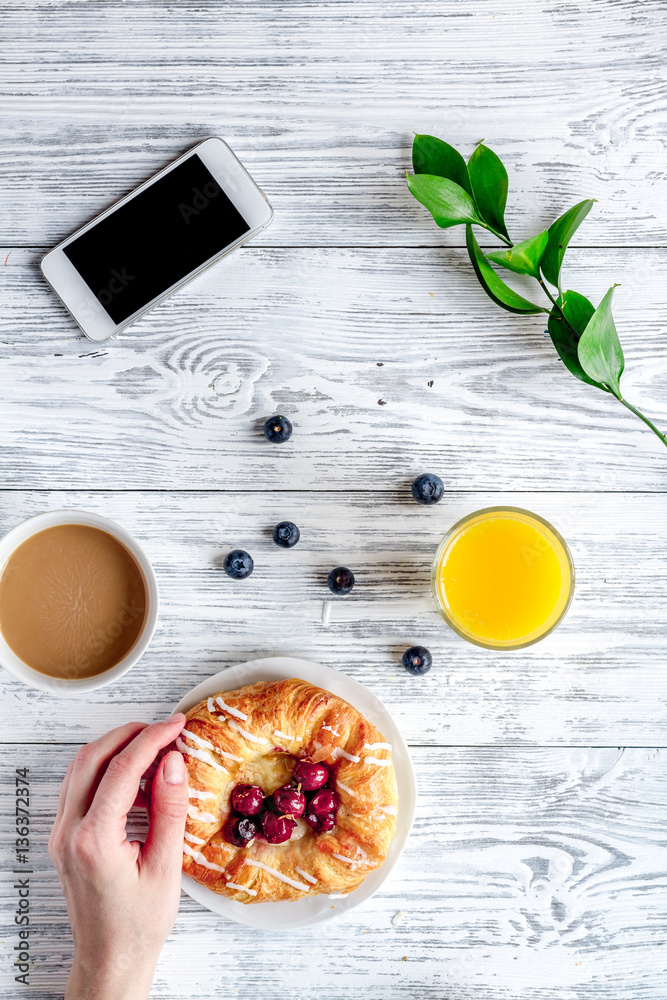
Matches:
[[164, 751, 186, 784], [164, 712, 185, 725]]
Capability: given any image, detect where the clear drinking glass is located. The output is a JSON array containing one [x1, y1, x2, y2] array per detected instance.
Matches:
[[431, 506, 575, 651]]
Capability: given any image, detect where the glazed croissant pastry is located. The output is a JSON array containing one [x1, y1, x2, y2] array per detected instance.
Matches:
[[179, 677, 398, 903]]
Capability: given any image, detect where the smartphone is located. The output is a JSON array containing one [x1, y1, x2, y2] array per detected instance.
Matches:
[[41, 137, 273, 342]]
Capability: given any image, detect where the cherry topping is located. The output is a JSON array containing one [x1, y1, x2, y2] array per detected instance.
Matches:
[[292, 760, 329, 792], [272, 784, 306, 818], [261, 811, 296, 845], [231, 784, 264, 817], [225, 815, 256, 847], [305, 811, 335, 833], [309, 788, 338, 817]]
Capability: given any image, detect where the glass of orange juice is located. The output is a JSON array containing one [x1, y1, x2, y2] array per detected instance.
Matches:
[[432, 507, 574, 650]]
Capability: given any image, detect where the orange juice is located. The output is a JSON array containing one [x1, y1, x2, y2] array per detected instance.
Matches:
[[432, 507, 574, 649]]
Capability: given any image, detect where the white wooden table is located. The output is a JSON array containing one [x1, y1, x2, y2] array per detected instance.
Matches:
[[2, 1, 666, 996]]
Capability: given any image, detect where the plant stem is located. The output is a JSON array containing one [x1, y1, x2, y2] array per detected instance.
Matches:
[[618, 397, 667, 448], [538, 278, 561, 314], [479, 224, 512, 247], [538, 278, 667, 449]]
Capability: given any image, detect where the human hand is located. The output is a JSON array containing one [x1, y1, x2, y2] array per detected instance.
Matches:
[[49, 715, 189, 1000]]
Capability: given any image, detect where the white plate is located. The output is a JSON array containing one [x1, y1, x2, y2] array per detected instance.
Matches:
[[173, 656, 417, 930]]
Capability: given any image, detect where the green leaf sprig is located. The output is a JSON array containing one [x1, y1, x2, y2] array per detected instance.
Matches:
[[407, 135, 667, 449]]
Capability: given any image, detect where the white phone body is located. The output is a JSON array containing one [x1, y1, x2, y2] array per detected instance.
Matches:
[[41, 137, 273, 342]]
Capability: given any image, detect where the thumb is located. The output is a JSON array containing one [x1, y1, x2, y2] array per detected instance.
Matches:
[[142, 750, 189, 876]]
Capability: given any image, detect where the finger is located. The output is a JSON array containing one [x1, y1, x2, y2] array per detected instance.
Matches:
[[49, 760, 74, 857], [62, 722, 147, 824], [87, 715, 186, 828], [141, 750, 189, 876], [53, 760, 74, 830]]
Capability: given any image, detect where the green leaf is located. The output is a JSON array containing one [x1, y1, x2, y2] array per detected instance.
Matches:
[[465, 226, 546, 314], [485, 230, 549, 278], [467, 143, 510, 242], [407, 173, 483, 229], [541, 199, 596, 289], [547, 290, 607, 389], [412, 135, 473, 196], [577, 285, 624, 397]]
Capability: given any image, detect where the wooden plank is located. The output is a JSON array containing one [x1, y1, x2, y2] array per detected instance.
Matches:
[[1, 0, 666, 246], [1, 490, 666, 746], [1, 745, 665, 999], [2, 247, 667, 491], [2, 1, 666, 995]]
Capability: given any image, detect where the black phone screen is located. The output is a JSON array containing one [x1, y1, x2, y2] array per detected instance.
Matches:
[[64, 154, 251, 324]]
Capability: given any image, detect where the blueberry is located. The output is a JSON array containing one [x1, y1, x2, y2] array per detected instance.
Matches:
[[402, 646, 432, 675], [411, 473, 444, 505], [273, 521, 300, 548], [327, 567, 355, 595], [223, 549, 254, 579], [264, 415, 293, 443]]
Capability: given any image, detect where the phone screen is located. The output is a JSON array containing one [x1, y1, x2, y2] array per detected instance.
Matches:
[[63, 154, 250, 324]]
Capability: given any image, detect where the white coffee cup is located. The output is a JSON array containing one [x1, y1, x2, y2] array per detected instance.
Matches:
[[0, 509, 159, 694]]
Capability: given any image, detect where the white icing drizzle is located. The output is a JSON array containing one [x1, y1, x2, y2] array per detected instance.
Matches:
[[227, 719, 269, 744], [364, 742, 392, 752], [330, 747, 361, 763], [176, 737, 225, 772], [187, 805, 217, 823], [336, 780, 356, 797], [226, 881, 257, 896], [274, 729, 293, 741], [189, 722, 243, 762], [332, 853, 357, 870], [184, 831, 206, 845], [188, 788, 216, 800], [207, 697, 216, 715], [216, 696, 248, 721], [379, 804, 398, 816], [182, 844, 225, 873], [182, 727, 216, 752], [243, 859, 311, 891], [295, 866, 317, 884], [321, 724, 340, 737], [364, 756, 392, 767]]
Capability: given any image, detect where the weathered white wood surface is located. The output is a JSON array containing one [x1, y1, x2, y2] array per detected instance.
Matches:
[[2, 746, 666, 999], [2, 0, 667, 248], [2, 247, 667, 491], [0, 490, 666, 746], [1, 0, 667, 997]]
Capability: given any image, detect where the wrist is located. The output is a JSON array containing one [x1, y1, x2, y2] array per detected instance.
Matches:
[[66, 951, 158, 1000]]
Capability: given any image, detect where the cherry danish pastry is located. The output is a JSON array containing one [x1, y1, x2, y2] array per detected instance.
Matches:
[[178, 678, 398, 903]]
